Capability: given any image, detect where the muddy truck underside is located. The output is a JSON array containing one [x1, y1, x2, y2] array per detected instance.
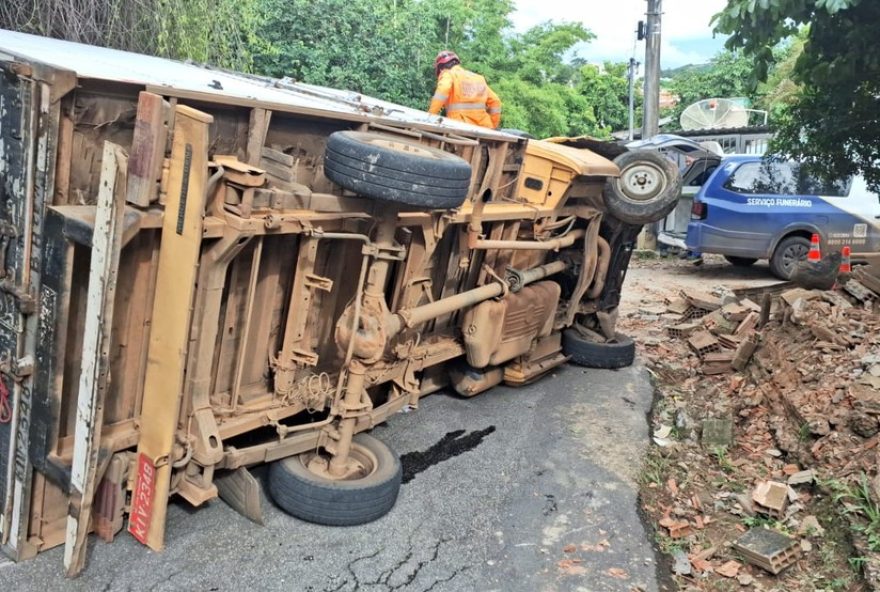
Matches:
[[0, 30, 680, 575]]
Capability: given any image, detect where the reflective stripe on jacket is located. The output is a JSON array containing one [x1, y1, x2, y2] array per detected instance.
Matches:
[[428, 65, 501, 129]]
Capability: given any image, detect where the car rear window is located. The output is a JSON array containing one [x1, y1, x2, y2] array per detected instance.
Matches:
[[724, 162, 797, 195], [798, 169, 853, 197], [724, 161, 852, 197]]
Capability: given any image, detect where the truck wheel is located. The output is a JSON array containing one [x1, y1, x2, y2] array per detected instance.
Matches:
[[324, 131, 472, 209], [268, 433, 402, 526], [604, 150, 681, 225], [724, 255, 758, 267], [562, 328, 635, 369], [770, 235, 811, 280]]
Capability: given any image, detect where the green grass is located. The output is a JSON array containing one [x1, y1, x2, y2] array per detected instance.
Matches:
[[828, 474, 880, 552], [711, 446, 735, 473], [741, 515, 792, 535], [641, 453, 671, 487]]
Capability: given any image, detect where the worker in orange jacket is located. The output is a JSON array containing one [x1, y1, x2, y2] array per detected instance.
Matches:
[[428, 51, 502, 129]]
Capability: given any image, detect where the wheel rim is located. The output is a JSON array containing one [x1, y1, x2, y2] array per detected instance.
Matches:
[[617, 161, 667, 202], [782, 243, 809, 274], [300, 443, 379, 481], [365, 137, 441, 160]]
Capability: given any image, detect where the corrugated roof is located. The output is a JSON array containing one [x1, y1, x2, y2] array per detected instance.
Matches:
[[0, 29, 511, 140]]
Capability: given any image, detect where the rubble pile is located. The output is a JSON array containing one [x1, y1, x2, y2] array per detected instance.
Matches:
[[634, 265, 880, 590]]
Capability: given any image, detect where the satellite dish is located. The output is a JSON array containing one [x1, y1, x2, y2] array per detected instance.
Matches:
[[680, 98, 750, 131]]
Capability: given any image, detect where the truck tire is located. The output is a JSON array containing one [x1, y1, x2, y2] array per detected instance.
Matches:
[[604, 150, 681, 225], [268, 433, 401, 526], [562, 329, 635, 369], [724, 255, 758, 267], [324, 131, 472, 209], [770, 235, 811, 280]]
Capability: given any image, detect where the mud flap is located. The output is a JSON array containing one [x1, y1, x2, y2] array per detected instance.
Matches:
[[215, 468, 264, 525], [129, 105, 213, 551]]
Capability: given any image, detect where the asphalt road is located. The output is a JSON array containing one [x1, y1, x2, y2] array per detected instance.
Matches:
[[1, 363, 659, 592]]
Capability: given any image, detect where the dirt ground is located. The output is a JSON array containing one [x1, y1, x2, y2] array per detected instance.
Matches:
[[620, 254, 880, 592], [621, 255, 781, 312]]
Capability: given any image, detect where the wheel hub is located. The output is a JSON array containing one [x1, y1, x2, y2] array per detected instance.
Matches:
[[301, 444, 377, 481], [621, 163, 665, 201]]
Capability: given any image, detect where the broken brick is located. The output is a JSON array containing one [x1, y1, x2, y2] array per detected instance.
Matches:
[[716, 560, 741, 578], [752, 481, 789, 518]]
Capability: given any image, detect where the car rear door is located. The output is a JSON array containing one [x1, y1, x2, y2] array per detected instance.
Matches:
[[806, 174, 880, 255], [692, 159, 799, 258]]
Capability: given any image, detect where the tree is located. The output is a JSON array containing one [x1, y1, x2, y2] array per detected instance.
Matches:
[[575, 62, 636, 134], [253, 0, 436, 107], [665, 50, 759, 129], [0, 0, 261, 71], [713, 0, 880, 189], [755, 32, 806, 119], [2, 0, 638, 140]]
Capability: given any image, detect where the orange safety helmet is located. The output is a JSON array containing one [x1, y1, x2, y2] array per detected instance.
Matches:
[[434, 50, 460, 77]]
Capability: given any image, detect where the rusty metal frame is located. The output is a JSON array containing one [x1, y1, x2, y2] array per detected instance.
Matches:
[[0, 35, 638, 574]]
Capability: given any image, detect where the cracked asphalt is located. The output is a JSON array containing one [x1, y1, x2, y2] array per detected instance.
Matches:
[[0, 363, 660, 591]]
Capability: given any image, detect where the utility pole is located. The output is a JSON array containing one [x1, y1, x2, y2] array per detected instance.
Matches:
[[641, 0, 662, 250], [627, 58, 639, 141], [642, 0, 662, 139]]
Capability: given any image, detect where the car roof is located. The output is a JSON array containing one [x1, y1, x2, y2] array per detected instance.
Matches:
[[626, 134, 723, 158], [720, 154, 763, 164]]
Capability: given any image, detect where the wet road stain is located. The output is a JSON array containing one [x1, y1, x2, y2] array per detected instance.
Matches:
[[542, 494, 557, 516], [401, 426, 496, 484]]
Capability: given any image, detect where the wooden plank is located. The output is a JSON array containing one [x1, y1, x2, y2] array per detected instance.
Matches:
[[126, 92, 169, 207], [63, 141, 127, 576], [53, 110, 74, 204], [129, 105, 212, 551], [242, 235, 290, 392], [246, 108, 272, 166], [261, 146, 295, 166], [107, 231, 157, 423]]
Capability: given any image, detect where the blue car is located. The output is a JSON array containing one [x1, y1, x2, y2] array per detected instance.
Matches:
[[686, 155, 880, 279]]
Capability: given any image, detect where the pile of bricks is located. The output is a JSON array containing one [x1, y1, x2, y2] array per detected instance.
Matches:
[[665, 289, 764, 375], [640, 267, 880, 586]]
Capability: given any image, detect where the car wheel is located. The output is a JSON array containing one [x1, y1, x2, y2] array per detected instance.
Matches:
[[724, 255, 758, 267], [324, 131, 472, 209], [562, 328, 635, 369], [770, 235, 811, 280], [268, 433, 402, 526], [603, 150, 682, 225]]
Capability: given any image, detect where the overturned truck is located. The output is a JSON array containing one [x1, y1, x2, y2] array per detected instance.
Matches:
[[0, 30, 681, 574]]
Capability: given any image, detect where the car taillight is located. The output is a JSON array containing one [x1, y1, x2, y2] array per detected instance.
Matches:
[[691, 202, 707, 220]]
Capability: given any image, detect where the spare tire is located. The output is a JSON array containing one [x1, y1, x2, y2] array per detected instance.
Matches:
[[604, 150, 681, 225], [324, 131, 472, 209]]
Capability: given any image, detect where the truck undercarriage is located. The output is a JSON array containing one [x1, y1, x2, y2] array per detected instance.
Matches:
[[0, 30, 680, 575]]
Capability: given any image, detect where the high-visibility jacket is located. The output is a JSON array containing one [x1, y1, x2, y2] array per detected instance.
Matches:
[[428, 65, 502, 129]]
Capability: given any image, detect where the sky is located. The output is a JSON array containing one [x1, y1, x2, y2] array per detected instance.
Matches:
[[510, 0, 729, 70]]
